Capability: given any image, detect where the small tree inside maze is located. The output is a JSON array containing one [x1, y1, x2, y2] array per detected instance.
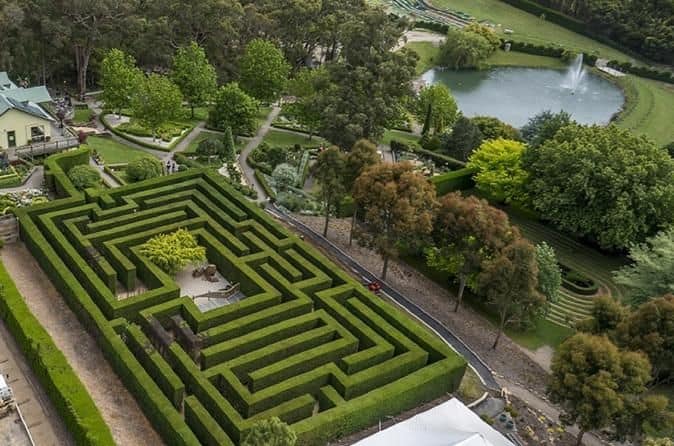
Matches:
[[16, 167, 466, 446], [140, 229, 206, 276]]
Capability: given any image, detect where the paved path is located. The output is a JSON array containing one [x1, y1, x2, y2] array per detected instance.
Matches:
[[1, 245, 164, 446], [90, 158, 120, 188], [0, 319, 72, 445], [239, 106, 282, 202], [161, 122, 205, 162], [266, 204, 500, 389]]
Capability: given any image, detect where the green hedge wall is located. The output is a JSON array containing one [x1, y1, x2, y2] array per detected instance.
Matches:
[[431, 167, 476, 195], [16, 169, 467, 446], [0, 262, 114, 445]]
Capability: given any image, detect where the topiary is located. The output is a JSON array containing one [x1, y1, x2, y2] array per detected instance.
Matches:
[[126, 157, 163, 182], [67, 165, 100, 190]]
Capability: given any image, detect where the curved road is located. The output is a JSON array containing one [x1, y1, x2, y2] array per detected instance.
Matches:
[[266, 204, 500, 390]]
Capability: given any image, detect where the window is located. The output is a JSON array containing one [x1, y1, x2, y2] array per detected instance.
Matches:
[[30, 126, 45, 142]]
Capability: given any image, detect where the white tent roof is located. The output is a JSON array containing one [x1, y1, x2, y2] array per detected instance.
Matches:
[[353, 398, 515, 446]]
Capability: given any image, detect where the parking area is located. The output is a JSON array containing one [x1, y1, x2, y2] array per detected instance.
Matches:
[[0, 320, 72, 446]]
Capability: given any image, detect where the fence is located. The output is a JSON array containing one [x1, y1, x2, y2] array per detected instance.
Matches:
[[15, 137, 80, 159]]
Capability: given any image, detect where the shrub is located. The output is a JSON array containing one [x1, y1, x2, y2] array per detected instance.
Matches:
[[68, 165, 100, 190], [126, 157, 163, 182], [196, 138, 224, 158], [272, 163, 298, 192], [139, 228, 206, 276]]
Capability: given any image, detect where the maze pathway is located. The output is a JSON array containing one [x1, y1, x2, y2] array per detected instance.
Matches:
[[17, 166, 466, 446]]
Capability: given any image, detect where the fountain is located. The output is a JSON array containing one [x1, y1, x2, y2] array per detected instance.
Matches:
[[562, 53, 587, 93]]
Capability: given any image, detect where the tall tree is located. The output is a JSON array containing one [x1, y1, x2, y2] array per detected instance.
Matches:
[[523, 125, 674, 250], [548, 333, 653, 446], [100, 48, 141, 116], [131, 75, 183, 141], [521, 110, 573, 148], [576, 295, 628, 336], [477, 238, 544, 348], [315, 9, 416, 149], [57, 0, 132, 98], [343, 139, 381, 246], [313, 147, 347, 237], [471, 116, 521, 141], [285, 67, 329, 140], [353, 162, 436, 279], [221, 127, 236, 162], [209, 82, 260, 135], [426, 192, 519, 313], [617, 295, 674, 382], [441, 115, 484, 162], [467, 138, 528, 203], [239, 38, 290, 103], [613, 228, 674, 304], [241, 417, 296, 446], [171, 42, 217, 118], [535, 242, 562, 306], [440, 28, 493, 70], [414, 85, 458, 135]]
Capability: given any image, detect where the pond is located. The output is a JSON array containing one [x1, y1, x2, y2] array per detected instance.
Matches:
[[421, 66, 624, 128]]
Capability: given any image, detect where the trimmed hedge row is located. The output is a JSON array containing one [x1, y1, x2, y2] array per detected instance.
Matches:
[[0, 262, 115, 445], [100, 114, 192, 152], [17, 169, 467, 446], [44, 147, 90, 198], [254, 169, 276, 200], [607, 60, 674, 84], [431, 167, 476, 195], [391, 139, 466, 170]]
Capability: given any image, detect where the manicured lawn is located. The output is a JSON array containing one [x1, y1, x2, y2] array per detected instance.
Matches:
[[262, 130, 325, 148], [614, 75, 674, 147], [486, 50, 566, 69], [183, 131, 247, 155], [380, 129, 421, 147], [87, 136, 152, 164], [426, 0, 636, 63], [72, 105, 94, 125], [406, 42, 443, 75]]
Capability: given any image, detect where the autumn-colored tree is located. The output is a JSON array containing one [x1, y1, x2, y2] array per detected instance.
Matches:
[[313, 147, 347, 237], [353, 162, 436, 279], [426, 192, 519, 312], [477, 238, 544, 348], [344, 139, 381, 246], [548, 333, 653, 446], [616, 295, 674, 381]]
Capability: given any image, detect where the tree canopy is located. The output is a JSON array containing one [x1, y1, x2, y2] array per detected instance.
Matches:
[[414, 84, 458, 135], [427, 192, 519, 313], [171, 42, 217, 118], [209, 83, 259, 136], [353, 162, 436, 279], [440, 28, 494, 70], [241, 417, 296, 446], [467, 138, 528, 203], [100, 48, 141, 115], [535, 242, 562, 305], [548, 333, 653, 446], [523, 125, 674, 250], [521, 110, 573, 148], [313, 147, 347, 237], [131, 74, 183, 140], [239, 39, 290, 103], [613, 227, 674, 304]]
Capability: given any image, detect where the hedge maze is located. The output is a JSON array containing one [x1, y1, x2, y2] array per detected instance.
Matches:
[[16, 160, 465, 446]]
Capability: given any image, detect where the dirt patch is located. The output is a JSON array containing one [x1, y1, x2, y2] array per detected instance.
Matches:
[[295, 215, 551, 395], [1, 244, 164, 446]]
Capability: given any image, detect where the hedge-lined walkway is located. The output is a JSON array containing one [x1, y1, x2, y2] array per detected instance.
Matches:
[[1, 244, 164, 446]]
